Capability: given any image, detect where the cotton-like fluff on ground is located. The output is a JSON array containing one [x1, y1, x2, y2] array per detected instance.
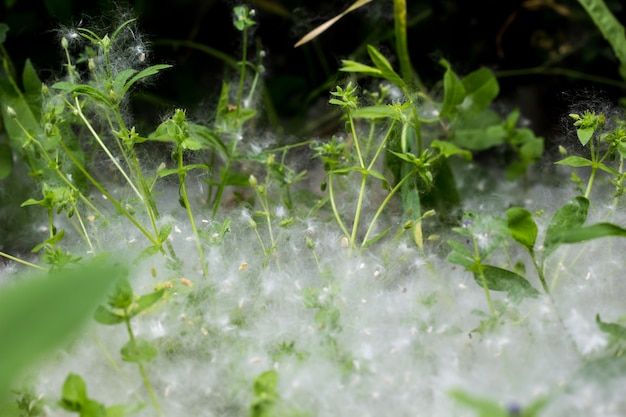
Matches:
[[16, 156, 626, 417]]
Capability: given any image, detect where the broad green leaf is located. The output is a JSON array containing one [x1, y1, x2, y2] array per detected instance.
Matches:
[[439, 59, 465, 119], [577, 126, 595, 146], [93, 306, 125, 325], [555, 156, 593, 167], [554, 222, 626, 244], [543, 196, 589, 260], [0, 258, 119, 400], [60, 373, 88, 412], [0, 144, 13, 179], [460, 67, 499, 114], [366, 45, 405, 89], [121, 338, 157, 363], [506, 207, 537, 252], [577, 0, 626, 79], [129, 289, 165, 317], [474, 265, 540, 303], [189, 122, 227, 156]]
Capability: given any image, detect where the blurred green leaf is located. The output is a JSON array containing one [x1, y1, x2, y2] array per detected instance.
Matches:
[[0, 144, 13, 179], [121, 338, 157, 363], [0, 258, 120, 400], [474, 265, 540, 303], [543, 196, 589, 260]]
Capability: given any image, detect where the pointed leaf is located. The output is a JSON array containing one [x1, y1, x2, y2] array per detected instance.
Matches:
[[554, 222, 626, 244], [439, 59, 466, 119], [555, 156, 593, 167], [460, 67, 499, 114], [596, 314, 626, 340], [366, 45, 405, 89], [129, 289, 165, 318], [60, 373, 88, 411], [122, 64, 172, 95]]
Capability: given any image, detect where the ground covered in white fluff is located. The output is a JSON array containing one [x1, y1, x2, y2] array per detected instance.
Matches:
[[11, 158, 626, 417]]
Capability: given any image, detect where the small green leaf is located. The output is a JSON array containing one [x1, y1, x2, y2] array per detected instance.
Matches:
[[431, 140, 472, 161], [339, 60, 382, 77], [596, 314, 626, 340], [439, 59, 465, 119], [121, 64, 172, 95], [112, 68, 138, 96], [121, 338, 157, 363], [351, 105, 401, 120], [60, 373, 88, 412], [107, 277, 133, 309], [93, 306, 125, 325], [506, 207, 537, 252], [577, 126, 595, 146], [129, 289, 165, 317], [543, 196, 589, 260], [366, 45, 405, 89], [158, 223, 172, 242], [555, 156, 594, 167]]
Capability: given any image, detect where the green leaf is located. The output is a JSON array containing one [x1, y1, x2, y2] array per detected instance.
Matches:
[[0, 144, 13, 179], [506, 207, 537, 252], [474, 265, 540, 303], [438, 59, 465, 119], [121, 64, 172, 95], [431, 140, 472, 161], [460, 67, 499, 114], [339, 60, 382, 77], [129, 289, 164, 318], [107, 277, 133, 309], [105, 403, 145, 417], [555, 155, 594, 167], [351, 105, 402, 120], [366, 45, 405, 89], [543, 196, 589, 260], [112, 68, 138, 97], [451, 110, 507, 151], [577, 0, 626, 79], [0, 23, 8, 44], [449, 389, 508, 417], [596, 314, 626, 340], [22, 59, 43, 117], [0, 258, 118, 400], [121, 338, 157, 363], [158, 223, 172, 242], [93, 306, 125, 325], [554, 222, 626, 244], [60, 373, 88, 412], [577, 126, 595, 146]]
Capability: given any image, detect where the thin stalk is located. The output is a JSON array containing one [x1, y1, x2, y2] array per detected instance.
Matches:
[[347, 112, 365, 168], [361, 166, 415, 246], [59, 140, 161, 248], [72, 97, 144, 202], [177, 150, 208, 277], [124, 319, 162, 417], [327, 174, 351, 240], [350, 173, 368, 248], [393, 0, 425, 92], [0, 251, 46, 270], [237, 27, 248, 108]]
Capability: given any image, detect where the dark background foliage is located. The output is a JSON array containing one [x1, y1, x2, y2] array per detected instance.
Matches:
[[0, 0, 625, 254], [2, 0, 625, 137]]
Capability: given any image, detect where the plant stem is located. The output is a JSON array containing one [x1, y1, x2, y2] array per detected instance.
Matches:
[[178, 150, 208, 277], [0, 251, 46, 270]]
